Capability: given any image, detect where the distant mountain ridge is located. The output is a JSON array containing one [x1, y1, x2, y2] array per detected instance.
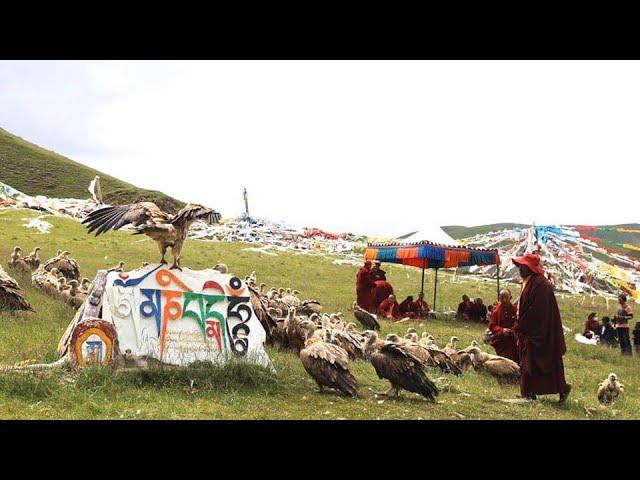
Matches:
[[0, 127, 184, 212]]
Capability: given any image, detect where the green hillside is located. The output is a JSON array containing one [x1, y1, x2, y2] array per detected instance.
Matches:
[[0, 128, 184, 212]]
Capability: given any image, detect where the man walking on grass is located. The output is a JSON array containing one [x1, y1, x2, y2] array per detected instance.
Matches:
[[513, 253, 571, 404]]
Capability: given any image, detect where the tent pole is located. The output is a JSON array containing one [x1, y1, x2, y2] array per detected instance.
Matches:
[[433, 268, 439, 314], [420, 259, 426, 317]]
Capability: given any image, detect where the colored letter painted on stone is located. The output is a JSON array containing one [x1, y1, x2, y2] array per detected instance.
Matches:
[[102, 264, 271, 368]]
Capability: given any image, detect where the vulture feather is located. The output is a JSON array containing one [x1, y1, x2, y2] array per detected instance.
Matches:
[[367, 333, 439, 402], [300, 334, 359, 398], [353, 301, 380, 331], [0, 264, 34, 311]]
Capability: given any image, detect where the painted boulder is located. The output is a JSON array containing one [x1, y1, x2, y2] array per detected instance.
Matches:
[[59, 264, 272, 370]]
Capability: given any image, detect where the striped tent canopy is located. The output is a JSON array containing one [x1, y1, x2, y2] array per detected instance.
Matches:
[[365, 240, 500, 269]]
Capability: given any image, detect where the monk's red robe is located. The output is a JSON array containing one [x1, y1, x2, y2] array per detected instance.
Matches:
[[356, 267, 376, 312], [378, 298, 400, 319], [457, 301, 473, 321], [583, 318, 600, 338], [373, 280, 394, 309], [398, 299, 419, 319], [488, 301, 519, 362], [514, 273, 568, 397], [412, 299, 430, 318]]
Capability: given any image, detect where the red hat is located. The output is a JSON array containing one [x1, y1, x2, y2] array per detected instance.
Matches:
[[512, 253, 544, 274]]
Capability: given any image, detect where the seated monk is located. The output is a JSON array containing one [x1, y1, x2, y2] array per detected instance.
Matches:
[[488, 289, 519, 362], [378, 294, 401, 320], [456, 295, 474, 321], [470, 298, 488, 323], [373, 279, 394, 308], [583, 312, 600, 339], [398, 296, 419, 319], [412, 293, 430, 318]]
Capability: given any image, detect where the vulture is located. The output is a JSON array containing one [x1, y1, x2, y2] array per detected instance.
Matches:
[[353, 302, 381, 331], [330, 329, 365, 361], [0, 264, 34, 311], [403, 335, 462, 376], [31, 266, 60, 297], [299, 330, 359, 398], [468, 347, 520, 385], [366, 332, 439, 402], [65, 280, 88, 309], [24, 247, 41, 270], [247, 282, 278, 343], [42, 251, 80, 281], [9, 247, 30, 272], [82, 202, 221, 270], [598, 373, 624, 404], [284, 308, 316, 355]]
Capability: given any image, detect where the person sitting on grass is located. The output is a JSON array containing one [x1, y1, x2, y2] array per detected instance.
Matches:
[[583, 312, 600, 340], [412, 292, 431, 318], [378, 294, 401, 320], [398, 295, 419, 319], [456, 294, 474, 321], [598, 316, 618, 347], [471, 297, 488, 323]]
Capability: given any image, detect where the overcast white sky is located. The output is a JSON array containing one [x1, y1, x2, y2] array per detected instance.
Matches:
[[1, 60, 638, 236]]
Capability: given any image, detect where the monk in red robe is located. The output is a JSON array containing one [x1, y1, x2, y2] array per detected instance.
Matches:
[[412, 293, 430, 318], [398, 296, 419, 319], [378, 294, 401, 320], [488, 289, 519, 362], [513, 254, 571, 403], [373, 280, 394, 309], [456, 295, 474, 321], [356, 261, 376, 312], [370, 261, 387, 281]]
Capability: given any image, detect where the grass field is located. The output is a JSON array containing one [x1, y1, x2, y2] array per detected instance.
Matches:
[[1, 208, 638, 419], [0, 128, 184, 212]]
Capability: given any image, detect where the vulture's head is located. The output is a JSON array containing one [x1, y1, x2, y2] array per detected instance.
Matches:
[[609, 373, 618, 382], [299, 320, 317, 340], [35, 247, 41, 252], [345, 322, 357, 332], [450, 336, 459, 345], [13, 246, 21, 253], [213, 263, 228, 274], [406, 327, 417, 335], [386, 333, 401, 344]]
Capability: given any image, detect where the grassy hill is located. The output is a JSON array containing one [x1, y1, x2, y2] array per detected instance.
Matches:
[[0, 208, 637, 419], [442, 224, 528, 239], [0, 128, 184, 212]]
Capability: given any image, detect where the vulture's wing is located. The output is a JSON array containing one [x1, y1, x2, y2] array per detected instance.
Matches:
[[171, 204, 221, 227], [372, 343, 439, 401], [354, 309, 381, 331], [300, 343, 358, 397], [82, 202, 167, 236], [248, 285, 277, 337], [483, 358, 520, 381], [0, 266, 34, 311]]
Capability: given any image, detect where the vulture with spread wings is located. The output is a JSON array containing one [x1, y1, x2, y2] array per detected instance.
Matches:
[[82, 202, 221, 270]]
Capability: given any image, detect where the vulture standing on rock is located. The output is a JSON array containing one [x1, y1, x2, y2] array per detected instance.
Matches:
[[0, 264, 34, 311], [365, 331, 439, 402], [42, 251, 81, 280], [353, 302, 380, 331], [299, 330, 359, 398], [82, 202, 222, 270]]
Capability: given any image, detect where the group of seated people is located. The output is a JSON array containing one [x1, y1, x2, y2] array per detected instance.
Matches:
[[456, 294, 489, 323], [378, 292, 431, 320]]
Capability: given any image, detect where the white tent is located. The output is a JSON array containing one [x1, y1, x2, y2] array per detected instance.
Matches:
[[398, 226, 458, 245]]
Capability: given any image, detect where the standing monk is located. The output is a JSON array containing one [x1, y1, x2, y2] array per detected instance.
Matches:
[[513, 254, 571, 403], [370, 260, 387, 281], [488, 289, 519, 362], [356, 261, 376, 313]]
